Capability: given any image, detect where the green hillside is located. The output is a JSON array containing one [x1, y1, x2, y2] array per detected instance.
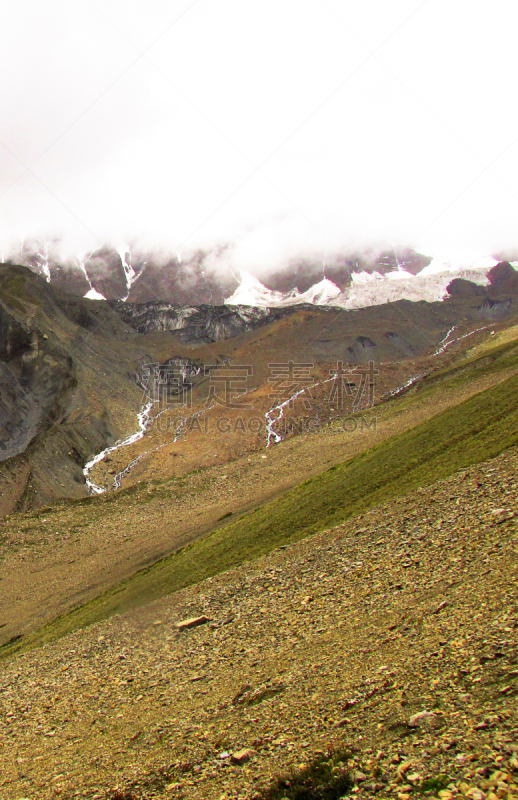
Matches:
[[4, 335, 518, 657]]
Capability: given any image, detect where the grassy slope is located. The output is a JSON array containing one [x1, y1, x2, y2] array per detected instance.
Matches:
[[3, 336, 518, 657]]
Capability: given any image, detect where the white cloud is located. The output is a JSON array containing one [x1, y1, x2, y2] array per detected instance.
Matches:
[[1, 0, 517, 268]]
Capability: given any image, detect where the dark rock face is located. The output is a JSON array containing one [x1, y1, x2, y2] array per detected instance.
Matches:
[[356, 336, 376, 349], [108, 300, 327, 343], [49, 262, 91, 296], [0, 268, 76, 464], [373, 248, 432, 275], [262, 249, 431, 294], [0, 265, 150, 513], [445, 265, 518, 320], [135, 356, 202, 406], [476, 297, 512, 316], [84, 248, 127, 299], [126, 252, 238, 305], [264, 258, 353, 293], [0, 313, 74, 462], [487, 261, 518, 293], [447, 278, 486, 298]]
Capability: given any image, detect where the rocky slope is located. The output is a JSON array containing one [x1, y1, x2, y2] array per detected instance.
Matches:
[[0, 264, 165, 513], [0, 446, 516, 800]]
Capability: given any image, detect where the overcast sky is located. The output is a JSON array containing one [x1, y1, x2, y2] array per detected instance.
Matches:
[[1, 0, 517, 269]]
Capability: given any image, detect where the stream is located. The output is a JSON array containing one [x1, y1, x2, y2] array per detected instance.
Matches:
[[83, 401, 154, 494]]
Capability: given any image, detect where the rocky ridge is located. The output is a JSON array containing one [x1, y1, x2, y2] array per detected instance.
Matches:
[[0, 447, 516, 799], [106, 301, 323, 343]]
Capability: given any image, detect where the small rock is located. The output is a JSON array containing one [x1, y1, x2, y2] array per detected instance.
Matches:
[[232, 684, 252, 704], [465, 789, 485, 800], [176, 616, 210, 631], [230, 748, 254, 765], [408, 710, 439, 728], [333, 717, 351, 728]]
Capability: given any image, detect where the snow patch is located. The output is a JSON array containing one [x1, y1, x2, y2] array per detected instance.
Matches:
[[117, 246, 137, 301], [224, 255, 505, 311], [329, 267, 490, 310], [84, 287, 106, 300]]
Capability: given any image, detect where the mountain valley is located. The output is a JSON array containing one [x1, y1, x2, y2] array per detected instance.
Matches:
[[0, 259, 517, 800]]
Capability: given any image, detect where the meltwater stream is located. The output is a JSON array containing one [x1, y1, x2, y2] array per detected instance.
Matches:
[[264, 373, 338, 447], [83, 401, 154, 494], [432, 324, 492, 356]]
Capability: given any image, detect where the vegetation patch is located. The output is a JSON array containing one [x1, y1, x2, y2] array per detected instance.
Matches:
[[255, 747, 352, 799], [418, 774, 451, 793]]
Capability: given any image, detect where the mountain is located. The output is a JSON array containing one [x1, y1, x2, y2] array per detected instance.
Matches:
[[1, 257, 517, 517], [8, 239, 514, 311], [0, 264, 162, 513], [3, 240, 239, 304]]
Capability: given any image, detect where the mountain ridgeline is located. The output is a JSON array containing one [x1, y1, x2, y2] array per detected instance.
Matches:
[[3, 242, 434, 304]]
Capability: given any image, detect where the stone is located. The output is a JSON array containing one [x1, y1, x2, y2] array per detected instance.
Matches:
[[176, 616, 210, 631], [230, 749, 254, 765], [232, 684, 252, 704], [408, 710, 439, 728], [465, 789, 485, 800]]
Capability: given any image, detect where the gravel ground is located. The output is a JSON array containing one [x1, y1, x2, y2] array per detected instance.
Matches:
[[0, 447, 517, 800]]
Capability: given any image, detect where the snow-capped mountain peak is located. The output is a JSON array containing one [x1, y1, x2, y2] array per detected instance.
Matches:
[[224, 271, 290, 306], [225, 272, 341, 308], [301, 277, 341, 304]]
